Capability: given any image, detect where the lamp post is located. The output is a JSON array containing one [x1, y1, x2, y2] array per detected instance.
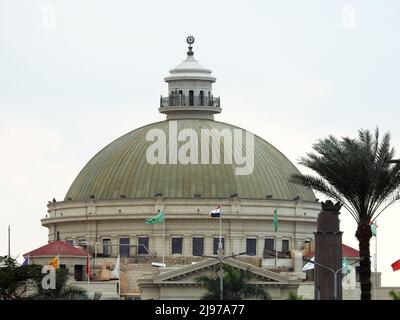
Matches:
[[305, 257, 363, 300], [203, 251, 247, 300]]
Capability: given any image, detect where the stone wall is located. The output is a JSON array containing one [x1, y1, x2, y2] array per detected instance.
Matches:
[[42, 198, 321, 262]]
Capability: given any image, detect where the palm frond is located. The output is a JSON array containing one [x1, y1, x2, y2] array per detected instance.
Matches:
[[293, 128, 400, 224], [389, 289, 400, 300], [196, 265, 271, 300]]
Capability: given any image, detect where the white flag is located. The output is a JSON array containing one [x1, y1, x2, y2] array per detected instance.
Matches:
[[111, 255, 120, 279], [303, 256, 315, 271]]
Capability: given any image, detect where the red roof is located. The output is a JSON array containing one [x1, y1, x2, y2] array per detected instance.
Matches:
[[24, 241, 88, 257], [304, 244, 359, 258], [342, 244, 359, 257]]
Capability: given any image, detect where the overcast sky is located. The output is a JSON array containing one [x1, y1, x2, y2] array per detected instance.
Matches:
[[1, 0, 400, 286]]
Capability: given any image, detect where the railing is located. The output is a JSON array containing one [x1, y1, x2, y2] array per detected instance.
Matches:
[[261, 258, 293, 269], [263, 248, 291, 259], [160, 95, 220, 108]]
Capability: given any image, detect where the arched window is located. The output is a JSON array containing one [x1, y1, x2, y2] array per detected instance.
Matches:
[[199, 90, 204, 106], [189, 90, 194, 106], [178, 90, 183, 106], [208, 91, 211, 106]]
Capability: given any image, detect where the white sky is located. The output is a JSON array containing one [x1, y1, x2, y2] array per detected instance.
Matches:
[[1, 0, 399, 286]]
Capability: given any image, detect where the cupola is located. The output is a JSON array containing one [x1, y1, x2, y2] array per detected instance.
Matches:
[[159, 36, 221, 120]]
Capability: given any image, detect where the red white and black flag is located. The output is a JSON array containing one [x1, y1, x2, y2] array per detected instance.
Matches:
[[209, 206, 221, 218]]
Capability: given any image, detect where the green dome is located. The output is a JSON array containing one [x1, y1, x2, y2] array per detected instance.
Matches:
[[65, 119, 315, 201]]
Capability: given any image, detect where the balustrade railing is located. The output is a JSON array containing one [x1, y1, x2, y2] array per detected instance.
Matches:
[[160, 95, 220, 108]]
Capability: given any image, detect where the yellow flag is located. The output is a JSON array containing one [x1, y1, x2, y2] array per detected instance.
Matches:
[[48, 256, 59, 269]]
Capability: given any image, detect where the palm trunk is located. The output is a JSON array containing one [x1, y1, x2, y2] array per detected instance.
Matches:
[[355, 223, 372, 300]]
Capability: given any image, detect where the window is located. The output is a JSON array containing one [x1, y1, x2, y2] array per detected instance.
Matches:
[[355, 266, 360, 282], [74, 265, 83, 281], [103, 239, 111, 257], [199, 90, 204, 106], [246, 238, 257, 256], [66, 240, 74, 247], [171, 237, 183, 255], [178, 90, 183, 105], [60, 264, 66, 270], [192, 237, 204, 256], [138, 237, 149, 255], [119, 238, 130, 257], [213, 237, 225, 255], [189, 90, 194, 106], [264, 238, 275, 251], [282, 239, 290, 253], [56, 231, 60, 241]]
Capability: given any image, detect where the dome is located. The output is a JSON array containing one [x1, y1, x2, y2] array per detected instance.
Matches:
[[164, 54, 216, 82], [65, 119, 315, 202]]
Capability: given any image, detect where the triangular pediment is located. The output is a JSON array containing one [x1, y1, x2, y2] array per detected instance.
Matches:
[[152, 258, 293, 285]]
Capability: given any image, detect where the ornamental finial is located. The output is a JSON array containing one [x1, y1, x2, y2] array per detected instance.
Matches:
[[186, 35, 195, 56]]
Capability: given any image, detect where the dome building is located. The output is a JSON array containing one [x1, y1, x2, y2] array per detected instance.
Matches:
[[41, 37, 322, 299]]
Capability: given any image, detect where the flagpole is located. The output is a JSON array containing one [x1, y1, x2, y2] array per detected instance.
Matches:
[[57, 240, 60, 270], [88, 254, 91, 297], [8, 225, 10, 257], [163, 212, 165, 266], [218, 200, 223, 301], [219, 201, 222, 250]]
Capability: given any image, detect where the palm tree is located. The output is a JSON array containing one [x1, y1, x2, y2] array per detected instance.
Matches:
[[389, 289, 400, 300], [196, 265, 271, 300], [291, 128, 400, 300], [0, 256, 41, 299], [287, 291, 304, 300]]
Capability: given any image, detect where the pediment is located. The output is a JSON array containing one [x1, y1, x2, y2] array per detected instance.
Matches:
[[152, 258, 292, 285]]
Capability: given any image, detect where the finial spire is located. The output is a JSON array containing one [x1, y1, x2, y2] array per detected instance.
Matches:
[[186, 35, 195, 56]]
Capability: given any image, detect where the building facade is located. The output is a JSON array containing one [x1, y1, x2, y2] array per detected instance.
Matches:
[[40, 37, 322, 299]]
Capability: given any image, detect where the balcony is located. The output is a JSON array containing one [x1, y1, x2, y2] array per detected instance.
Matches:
[[262, 248, 292, 269], [263, 248, 292, 259], [160, 95, 220, 108]]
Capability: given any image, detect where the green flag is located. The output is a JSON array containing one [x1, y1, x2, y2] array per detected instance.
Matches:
[[342, 256, 351, 274], [145, 211, 165, 224], [371, 223, 377, 237], [272, 208, 278, 232]]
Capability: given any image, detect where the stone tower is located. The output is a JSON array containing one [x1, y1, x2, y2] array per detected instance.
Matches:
[[314, 200, 343, 300]]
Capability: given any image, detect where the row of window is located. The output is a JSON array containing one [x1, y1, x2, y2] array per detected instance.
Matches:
[[94, 237, 291, 257], [169, 90, 212, 106]]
